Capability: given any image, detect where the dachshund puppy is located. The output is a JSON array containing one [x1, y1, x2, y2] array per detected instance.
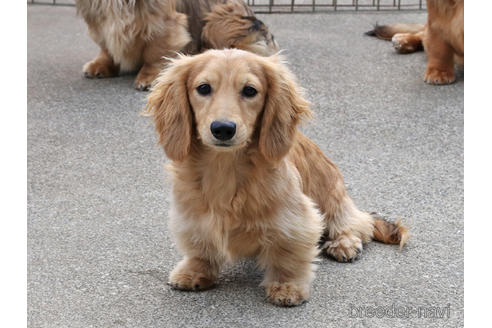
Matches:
[[76, 0, 191, 90], [76, 0, 278, 90], [177, 0, 278, 55], [145, 49, 408, 306], [366, 0, 463, 84]]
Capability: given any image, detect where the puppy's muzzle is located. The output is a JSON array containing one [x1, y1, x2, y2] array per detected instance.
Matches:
[[210, 121, 236, 142]]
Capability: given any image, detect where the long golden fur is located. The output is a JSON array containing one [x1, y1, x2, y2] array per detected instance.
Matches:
[[366, 0, 464, 84], [76, 0, 278, 90], [145, 49, 409, 306]]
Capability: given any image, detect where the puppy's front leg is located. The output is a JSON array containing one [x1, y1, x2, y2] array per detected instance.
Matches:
[[259, 201, 323, 306], [423, 25, 456, 84], [168, 208, 223, 291]]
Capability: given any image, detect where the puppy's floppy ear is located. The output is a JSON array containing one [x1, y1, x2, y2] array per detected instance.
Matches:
[[259, 55, 311, 162], [144, 55, 194, 161]]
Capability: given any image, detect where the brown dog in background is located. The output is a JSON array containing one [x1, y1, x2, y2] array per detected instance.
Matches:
[[145, 49, 409, 306], [76, 0, 278, 90], [178, 0, 278, 56], [366, 0, 463, 84]]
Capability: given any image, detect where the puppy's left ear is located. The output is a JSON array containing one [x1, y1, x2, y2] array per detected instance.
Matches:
[[144, 56, 194, 161], [259, 56, 311, 162]]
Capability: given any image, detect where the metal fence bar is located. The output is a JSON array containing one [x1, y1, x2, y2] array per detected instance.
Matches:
[[28, 0, 427, 13]]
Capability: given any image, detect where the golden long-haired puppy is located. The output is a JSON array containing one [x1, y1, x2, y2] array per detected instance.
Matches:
[[366, 0, 463, 84], [76, 0, 278, 90], [145, 49, 409, 306]]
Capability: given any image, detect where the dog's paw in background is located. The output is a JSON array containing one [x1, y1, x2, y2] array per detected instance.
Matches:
[[82, 50, 119, 79], [322, 233, 363, 262], [391, 33, 424, 54], [424, 67, 456, 85], [265, 282, 309, 307], [83, 60, 119, 79], [134, 64, 162, 91]]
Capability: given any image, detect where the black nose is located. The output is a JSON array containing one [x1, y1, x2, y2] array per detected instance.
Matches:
[[210, 121, 236, 141]]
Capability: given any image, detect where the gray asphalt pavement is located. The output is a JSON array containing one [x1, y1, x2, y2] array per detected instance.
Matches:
[[27, 5, 463, 328]]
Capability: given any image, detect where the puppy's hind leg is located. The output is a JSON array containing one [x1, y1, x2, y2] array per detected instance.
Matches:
[[322, 197, 409, 262], [321, 196, 374, 262]]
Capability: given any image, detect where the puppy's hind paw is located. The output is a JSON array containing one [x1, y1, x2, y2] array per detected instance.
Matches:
[[322, 233, 363, 262]]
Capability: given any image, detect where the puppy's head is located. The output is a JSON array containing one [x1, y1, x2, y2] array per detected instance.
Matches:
[[201, 3, 279, 56], [145, 49, 310, 162]]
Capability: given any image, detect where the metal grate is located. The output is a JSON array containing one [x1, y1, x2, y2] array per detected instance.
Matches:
[[246, 0, 425, 13], [28, 0, 426, 13], [29, 0, 76, 6]]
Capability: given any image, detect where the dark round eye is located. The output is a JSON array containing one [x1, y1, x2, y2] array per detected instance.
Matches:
[[242, 86, 257, 98], [196, 83, 211, 96]]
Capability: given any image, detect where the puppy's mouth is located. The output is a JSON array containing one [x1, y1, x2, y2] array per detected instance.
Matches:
[[207, 139, 248, 151], [214, 143, 232, 147]]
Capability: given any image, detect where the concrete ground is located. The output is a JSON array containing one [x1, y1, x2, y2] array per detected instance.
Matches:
[[27, 5, 463, 328]]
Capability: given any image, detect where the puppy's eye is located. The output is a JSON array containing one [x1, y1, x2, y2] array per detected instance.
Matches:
[[242, 86, 257, 98], [196, 83, 212, 96]]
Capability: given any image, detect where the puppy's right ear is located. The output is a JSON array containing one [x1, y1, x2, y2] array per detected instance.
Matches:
[[144, 56, 194, 161]]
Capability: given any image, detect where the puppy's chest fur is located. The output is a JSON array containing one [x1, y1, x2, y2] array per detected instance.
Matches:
[[169, 153, 299, 259]]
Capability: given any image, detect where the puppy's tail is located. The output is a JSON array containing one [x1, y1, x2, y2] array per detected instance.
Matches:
[[371, 213, 409, 250], [365, 23, 424, 40]]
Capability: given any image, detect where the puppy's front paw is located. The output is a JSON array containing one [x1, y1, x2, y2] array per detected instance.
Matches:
[[83, 60, 118, 79], [424, 67, 456, 85], [322, 233, 362, 262], [168, 259, 216, 291], [265, 282, 308, 307]]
